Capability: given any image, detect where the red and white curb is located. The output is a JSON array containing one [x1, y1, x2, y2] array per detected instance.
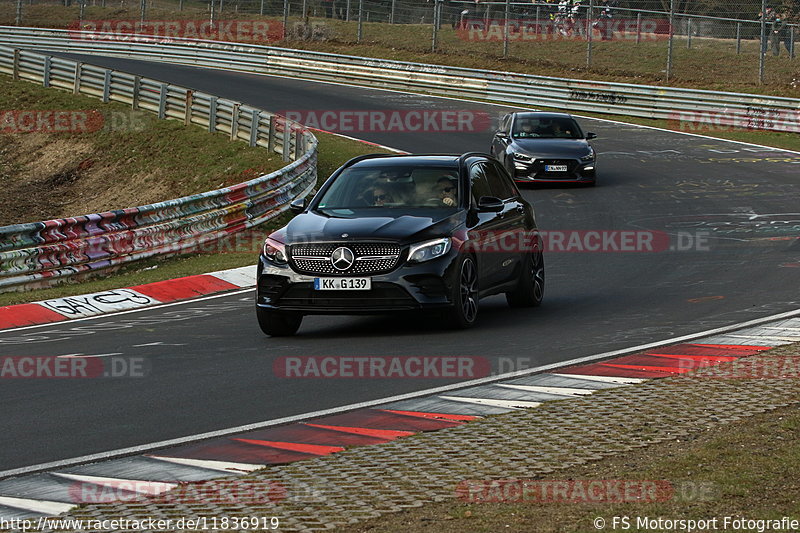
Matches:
[[0, 316, 798, 519], [0, 266, 256, 331]]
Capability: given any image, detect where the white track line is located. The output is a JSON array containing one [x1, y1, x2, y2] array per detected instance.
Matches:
[[496, 384, 595, 396], [0, 495, 74, 515], [2, 307, 797, 480], [145, 455, 265, 473], [548, 373, 645, 384], [437, 396, 539, 409]]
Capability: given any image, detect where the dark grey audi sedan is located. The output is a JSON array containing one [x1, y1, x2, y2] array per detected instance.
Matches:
[[256, 153, 544, 336], [490, 111, 597, 185]]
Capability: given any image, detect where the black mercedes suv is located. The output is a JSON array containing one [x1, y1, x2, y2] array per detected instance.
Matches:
[[256, 153, 544, 336]]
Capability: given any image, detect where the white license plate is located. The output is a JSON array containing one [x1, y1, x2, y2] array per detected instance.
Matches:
[[545, 164, 568, 172], [314, 277, 372, 290]]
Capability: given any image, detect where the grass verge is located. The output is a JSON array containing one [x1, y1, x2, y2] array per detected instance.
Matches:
[[0, 75, 391, 307], [2, 4, 799, 95], [337, 398, 800, 533]]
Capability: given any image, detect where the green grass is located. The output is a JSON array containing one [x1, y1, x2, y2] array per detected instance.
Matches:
[[0, 74, 391, 306], [3, 2, 797, 96], [335, 395, 800, 533]]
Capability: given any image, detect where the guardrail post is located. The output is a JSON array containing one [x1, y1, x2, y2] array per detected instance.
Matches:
[[185, 90, 193, 126], [736, 22, 741, 54], [268, 115, 276, 152], [686, 18, 692, 49], [180, 0, 184, 11], [294, 129, 303, 160], [390, 0, 395, 24], [132, 76, 141, 110], [346, 0, 351, 22], [102, 70, 111, 102], [231, 103, 240, 141], [158, 84, 167, 119], [282, 120, 291, 161], [209, 97, 217, 133], [42, 55, 51, 88], [260, 0, 264, 16], [12, 49, 19, 80], [535, 6, 540, 36], [791, 26, 795, 59], [15, 0, 22, 25], [636, 13, 641, 44], [73, 63, 82, 95], [249, 110, 259, 147]]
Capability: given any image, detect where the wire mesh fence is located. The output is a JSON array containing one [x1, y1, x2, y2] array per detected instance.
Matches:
[[1, 0, 796, 87]]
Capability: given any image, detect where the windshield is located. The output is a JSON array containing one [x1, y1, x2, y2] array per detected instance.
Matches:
[[315, 165, 461, 212], [511, 116, 583, 139]]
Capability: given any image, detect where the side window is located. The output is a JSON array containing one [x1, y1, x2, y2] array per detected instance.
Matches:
[[484, 162, 516, 200], [500, 114, 512, 134], [469, 163, 493, 205]]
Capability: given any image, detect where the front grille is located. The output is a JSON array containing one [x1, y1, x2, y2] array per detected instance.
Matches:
[[289, 243, 402, 275]]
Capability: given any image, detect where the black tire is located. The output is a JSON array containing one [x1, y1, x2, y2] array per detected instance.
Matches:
[[444, 255, 479, 329], [506, 251, 545, 308], [257, 307, 302, 336]]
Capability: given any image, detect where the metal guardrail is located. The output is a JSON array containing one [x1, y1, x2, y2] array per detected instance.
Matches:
[[0, 43, 317, 292], [0, 25, 797, 133]]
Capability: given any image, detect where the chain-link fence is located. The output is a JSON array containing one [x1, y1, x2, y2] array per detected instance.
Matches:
[[1, 0, 796, 88]]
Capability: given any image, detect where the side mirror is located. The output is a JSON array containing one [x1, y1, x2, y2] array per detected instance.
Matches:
[[289, 197, 307, 214], [495, 131, 509, 139], [586, 132, 597, 140], [477, 196, 504, 212]]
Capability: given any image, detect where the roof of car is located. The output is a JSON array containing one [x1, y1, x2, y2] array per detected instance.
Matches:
[[349, 154, 461, 169], [513, 111, 573, 119]]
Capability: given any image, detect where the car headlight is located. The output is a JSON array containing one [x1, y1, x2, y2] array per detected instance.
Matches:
[[407, 238, 451, 263], [512, 152, 534, 163], [580, 148, 595, 162], [262, 237, 288, 265]]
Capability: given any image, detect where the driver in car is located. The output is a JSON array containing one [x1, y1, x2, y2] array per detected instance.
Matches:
[[435, 176, 458, 207], [371, 186, 393, 206]]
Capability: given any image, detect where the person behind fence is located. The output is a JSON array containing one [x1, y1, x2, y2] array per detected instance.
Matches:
[[592, 0, 614, 41], [759, 6, 777, 53], [772, 9, 794, 56], [571, 0, 586, 38]]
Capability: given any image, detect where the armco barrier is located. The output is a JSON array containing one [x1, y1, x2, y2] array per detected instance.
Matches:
[[0, 44, 317, 292], [0, 26, 798, 132]]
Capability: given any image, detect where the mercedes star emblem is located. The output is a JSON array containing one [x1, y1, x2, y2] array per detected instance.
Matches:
[[331, 247, 355, 271]]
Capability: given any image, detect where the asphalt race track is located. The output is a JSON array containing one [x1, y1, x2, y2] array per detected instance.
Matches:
[[1, 53, 798, 471]]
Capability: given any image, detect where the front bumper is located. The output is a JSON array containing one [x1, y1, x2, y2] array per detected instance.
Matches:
[[256, 252, 459, 315], [512, 158, 596, 183]]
